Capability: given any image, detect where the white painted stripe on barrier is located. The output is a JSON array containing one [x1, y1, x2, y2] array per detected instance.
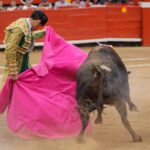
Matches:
[[0, 43, 44, 49], [106, 38, 142, 42], [0, 45, 5, 49], [68, 38, 142, 44], [139, 2, 150, 8], [0, 66, 4, 69]]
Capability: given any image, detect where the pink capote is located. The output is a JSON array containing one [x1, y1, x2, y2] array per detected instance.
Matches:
[[0, 26, 88, 138]]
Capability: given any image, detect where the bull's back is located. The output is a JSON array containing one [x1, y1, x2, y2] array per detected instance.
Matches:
[[76, 46, 130, 102], [97, 47, 130, 99]]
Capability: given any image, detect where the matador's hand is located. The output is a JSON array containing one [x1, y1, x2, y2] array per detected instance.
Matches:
[[10, 74, 18, 80]]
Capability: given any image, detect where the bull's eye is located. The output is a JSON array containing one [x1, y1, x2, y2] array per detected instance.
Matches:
[[93, 72, 97, 78], [93, 71, 101, 79]]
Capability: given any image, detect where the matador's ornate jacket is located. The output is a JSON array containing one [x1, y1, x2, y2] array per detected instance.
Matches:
[[1, 18, 45, 89], [3, 18, 45, 75]]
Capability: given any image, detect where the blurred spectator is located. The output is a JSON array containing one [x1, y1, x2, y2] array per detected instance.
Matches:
[[66, 0, 72, 2], [99, 0, 106, 4], [72, 0, 85, 8], [75, 0, 92, 8], [111, 0, 128, 4], [39, 0, 53, 9], [91, 0, 100, 4], [85, 0, 92, 7], [72, 0, 81, 7], [91, 0, 106, 4], [111, 0, 118, 3], [0, 0, 4, 10], [7, 0, 17, 11], [54, 0, 71, 9], [118, 0, 128, 3], [72, 0, 86, 7], [21, 0, 37, 10]]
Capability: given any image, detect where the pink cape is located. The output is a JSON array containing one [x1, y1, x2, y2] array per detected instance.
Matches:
[[0, 26, 88, 138]]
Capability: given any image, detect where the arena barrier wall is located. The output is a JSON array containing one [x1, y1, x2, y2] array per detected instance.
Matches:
[[140, 2, 150, 46], [0, 5, 142, 47]]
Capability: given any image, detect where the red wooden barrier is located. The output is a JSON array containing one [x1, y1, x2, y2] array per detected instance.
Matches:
[[107, 5, 141, 38], [140, 2, 150, 46], [0, 8, 107, 43], [0, 6, 142, 45]]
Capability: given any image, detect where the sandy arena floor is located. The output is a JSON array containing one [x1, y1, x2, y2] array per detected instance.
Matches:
[[0, 46, 150, 150]]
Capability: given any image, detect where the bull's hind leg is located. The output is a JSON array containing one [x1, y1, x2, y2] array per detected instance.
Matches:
[[115, 100, 143, 142], [95, 107, 103, 124], [125, 97, 139, 112]]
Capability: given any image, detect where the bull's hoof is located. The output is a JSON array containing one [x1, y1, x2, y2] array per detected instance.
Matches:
[[129, 104, 139, 112], [133, 136, 143, 142], [95, 118, 103, 124], [77, 135, 84, 143]]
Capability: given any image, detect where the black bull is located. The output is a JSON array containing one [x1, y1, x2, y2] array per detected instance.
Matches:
[[76, 46, 142, 142]]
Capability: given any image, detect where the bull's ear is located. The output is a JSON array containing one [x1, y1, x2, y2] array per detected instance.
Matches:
[[127, 71, 131, 75]]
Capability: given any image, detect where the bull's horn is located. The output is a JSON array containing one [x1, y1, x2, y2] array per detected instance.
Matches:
[[100, 65, 112, 72]]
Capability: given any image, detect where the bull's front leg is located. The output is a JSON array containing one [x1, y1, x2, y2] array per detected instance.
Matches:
[[115, 100, 142, 142], [78, 105, 89, 136]]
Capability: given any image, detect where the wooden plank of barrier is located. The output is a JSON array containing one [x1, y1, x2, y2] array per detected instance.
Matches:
[[140, 2, 150, 46], [0, 10, 32, 43], [107, 5, 141, 38], [0, 6, 142, 45], [58, 8, 107, 40], [0, 8, 107, 43]]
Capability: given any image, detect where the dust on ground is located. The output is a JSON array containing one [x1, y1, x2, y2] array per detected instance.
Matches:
[[0, 46, 150, 150]]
